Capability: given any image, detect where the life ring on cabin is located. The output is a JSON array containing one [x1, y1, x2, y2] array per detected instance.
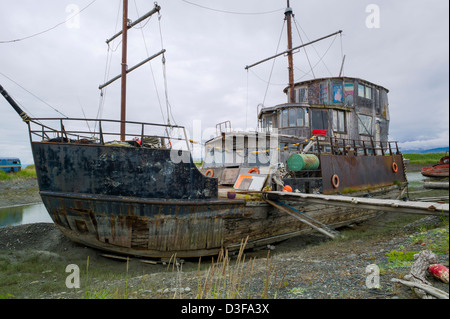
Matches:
[[392, 162, 398, 173], [205, 169, 214, 177], [248, 167, 260, 174], [331, 174, 340, 188]]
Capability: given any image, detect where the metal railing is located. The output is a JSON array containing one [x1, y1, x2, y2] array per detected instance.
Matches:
[[26, 117, 190, 150], [315, 136, 400, 156]]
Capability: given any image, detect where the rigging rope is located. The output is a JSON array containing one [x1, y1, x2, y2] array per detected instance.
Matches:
[[158, 11, 177, 126], [292, 17, 316, 79], [181, 0, 284, 15], [0, 0, 98, 44], [0, 71, 68, 118], [293, 34, 339, 82], [262, 20, 286, 106], [95, 0, 122, 134], [132, 0, 166, 126], [293, 16, 333, 77]]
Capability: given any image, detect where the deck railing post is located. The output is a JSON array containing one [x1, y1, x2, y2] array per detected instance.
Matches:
[[99, 120, 104, 145]]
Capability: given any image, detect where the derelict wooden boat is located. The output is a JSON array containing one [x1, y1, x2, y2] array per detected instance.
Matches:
[[0, 1, 408, 258]]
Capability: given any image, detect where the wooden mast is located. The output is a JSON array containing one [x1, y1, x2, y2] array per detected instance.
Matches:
[[120, 0, 128, 141], [285, 0, 295, 103], [99, 2, 162, 135]]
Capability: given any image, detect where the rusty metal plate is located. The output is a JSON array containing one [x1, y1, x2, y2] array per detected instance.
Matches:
[[319, 154, 406, 194]]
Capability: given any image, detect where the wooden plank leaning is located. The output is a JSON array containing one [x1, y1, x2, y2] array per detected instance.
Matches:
[[265, 199, 338, 239]]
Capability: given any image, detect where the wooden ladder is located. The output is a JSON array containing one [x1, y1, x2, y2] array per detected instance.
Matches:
[[265, 199, 339, 239]]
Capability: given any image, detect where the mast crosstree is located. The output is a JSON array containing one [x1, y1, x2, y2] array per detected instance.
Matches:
[[99, 1, 162, 141]]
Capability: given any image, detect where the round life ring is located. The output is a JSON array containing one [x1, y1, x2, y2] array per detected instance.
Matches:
[[331, 174, 340, 188], [248, 167, 260, 174], [392, 162, 398, 173], [205, 169, 214, 177]]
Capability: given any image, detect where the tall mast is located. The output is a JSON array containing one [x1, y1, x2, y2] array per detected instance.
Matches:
[[99, 2, 162, 139], [120, 0, 128, 141], [285, 0, 295, 103]]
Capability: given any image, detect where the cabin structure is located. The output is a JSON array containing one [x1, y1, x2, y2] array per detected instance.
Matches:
[[258, 76, 390, 144]]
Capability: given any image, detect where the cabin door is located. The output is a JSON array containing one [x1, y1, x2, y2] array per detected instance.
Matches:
[[311, 109, 329, 135]]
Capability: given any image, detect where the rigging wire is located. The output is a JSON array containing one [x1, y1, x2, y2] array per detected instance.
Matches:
[[292, 17, 316, 79], [0, 71, 68, 118], [0, 0, 98, 44], [292, 16, 333, 77], [181, 0, 284, 15], [157, 10, 177, 126], [293, 33, 339, 82], [132, 0, 166, 125], [262, 20, 286, 106], [96, 0, 122, 132]]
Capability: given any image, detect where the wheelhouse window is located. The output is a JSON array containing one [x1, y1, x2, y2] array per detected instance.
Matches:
[[332, 110, 346, 133], [358, 83, 372, 99], [281, 107, 309, 128], [281, 109, 288, 127], [263, 114, 277, 132], [311, 109, 328, 131], [358, 84, 365, 97], [358, 114, 373, 135], [296, 87, 308, 103]]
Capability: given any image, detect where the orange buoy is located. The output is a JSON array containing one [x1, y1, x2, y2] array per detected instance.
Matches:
[[248, 167, 260, 174], [205, 169, 214, 177], [331, 174, 340, 188], [283, 185, 293, 192], [392, 162, 398, 173]]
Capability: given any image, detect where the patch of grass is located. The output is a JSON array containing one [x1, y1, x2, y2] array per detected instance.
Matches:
[[0, 165, 36, 180], [385, 250, 417, 268], [403, 153, 447, 165], [409, 226, 449, 255]]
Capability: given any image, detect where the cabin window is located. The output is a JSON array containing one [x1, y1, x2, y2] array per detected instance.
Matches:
[[281, 109, 288, 127], [320, 83, 329, 104], [358, 84, 365, 97], [281, 108, 309, 128], [296, 108, 304, 126], [358, 114, 373, 135], [365, 86, 372, 99], [332, 110, 346, 133], [358, 83, 372, 99], [296, 87, 307, 103], [311, 109, 328, 131], [263, 116, 274, 132], [288, 109, 297, 127]]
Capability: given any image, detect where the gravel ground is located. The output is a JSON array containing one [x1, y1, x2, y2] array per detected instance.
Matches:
[[0, 178, 41, 208], [0, 176, 448, 300]]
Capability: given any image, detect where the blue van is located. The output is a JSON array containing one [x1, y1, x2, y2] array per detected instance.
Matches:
[[0, 158, 22, 173]]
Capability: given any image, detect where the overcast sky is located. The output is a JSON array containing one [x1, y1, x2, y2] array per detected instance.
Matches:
[[0, 0, 448, 164]]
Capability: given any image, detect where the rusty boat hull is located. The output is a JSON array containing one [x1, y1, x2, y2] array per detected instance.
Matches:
[[32, 140, 406, 258]]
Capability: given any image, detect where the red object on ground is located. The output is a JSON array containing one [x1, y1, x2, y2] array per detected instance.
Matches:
[[312, 129, 327, 136], [428, 264, 449, 283], [283, 185, 293, 192]]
